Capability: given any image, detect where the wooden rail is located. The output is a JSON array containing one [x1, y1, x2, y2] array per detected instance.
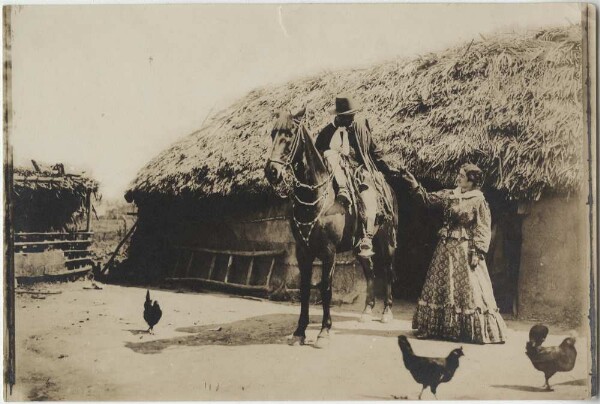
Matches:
[[13, 231, 95, 283], [168, 246, 285, 295], [16, 266, 92, 285]]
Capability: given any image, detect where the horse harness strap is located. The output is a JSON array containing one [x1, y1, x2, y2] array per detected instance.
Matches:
[[266, 118, 336, 247]]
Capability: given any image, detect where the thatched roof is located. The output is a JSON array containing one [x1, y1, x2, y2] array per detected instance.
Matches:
[[127, 25, 583, 203], [14, 167, 99, 195], [13, 162, 100, 232]]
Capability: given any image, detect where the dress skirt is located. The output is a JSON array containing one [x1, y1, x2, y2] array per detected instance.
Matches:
[[412, 238, 508, 344]]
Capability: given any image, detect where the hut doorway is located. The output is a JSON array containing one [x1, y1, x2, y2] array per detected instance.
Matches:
[[392, 183, 522, 316]]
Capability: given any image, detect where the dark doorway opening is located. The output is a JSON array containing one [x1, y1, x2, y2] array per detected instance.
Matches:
[[392, 181, 522, 316]]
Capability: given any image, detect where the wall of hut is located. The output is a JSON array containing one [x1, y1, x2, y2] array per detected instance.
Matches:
[[517, 194, 589, 326], [126, 188, 590, 325], [125, 194, 367, 303]]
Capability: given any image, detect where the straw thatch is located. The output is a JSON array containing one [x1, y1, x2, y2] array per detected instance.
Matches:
[[13, 164, 100, 232], [127, 25, 583, 203]]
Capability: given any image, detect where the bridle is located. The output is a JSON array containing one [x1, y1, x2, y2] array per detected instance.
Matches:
[[266, 118, 333, 196], [266, 118, 334, 245]]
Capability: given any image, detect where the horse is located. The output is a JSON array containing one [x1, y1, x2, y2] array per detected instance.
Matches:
[[264, 108, 399, 348]]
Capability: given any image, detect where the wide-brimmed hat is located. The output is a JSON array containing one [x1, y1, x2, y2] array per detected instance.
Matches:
[[330, 96, 360, 115]]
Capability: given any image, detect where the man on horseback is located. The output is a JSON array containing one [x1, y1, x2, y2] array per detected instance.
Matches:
[[315, 95, 399, 258]]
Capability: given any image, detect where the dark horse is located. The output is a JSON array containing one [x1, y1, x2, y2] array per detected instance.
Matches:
[[264, 108, 398, 348]]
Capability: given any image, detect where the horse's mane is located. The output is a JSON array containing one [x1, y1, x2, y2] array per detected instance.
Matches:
[[298, 124, 328, 174]]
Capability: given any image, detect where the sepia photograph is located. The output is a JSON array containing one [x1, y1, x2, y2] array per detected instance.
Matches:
[[3, 2, 597, 401]]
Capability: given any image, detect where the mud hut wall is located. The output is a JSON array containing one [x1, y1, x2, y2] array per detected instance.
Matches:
[[517, 195, 589, 326], [129, 196, 366, 299], [163, 202, 365, 297]]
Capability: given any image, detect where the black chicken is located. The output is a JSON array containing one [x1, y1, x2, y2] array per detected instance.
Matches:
[[397, 335, 464, 400], [143, 290, 162, 334], [525, 324, 577, 391]]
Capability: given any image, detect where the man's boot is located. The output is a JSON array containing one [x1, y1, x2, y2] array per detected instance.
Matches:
[[358, 190, 377, 258], [323, 150, 351, 208]]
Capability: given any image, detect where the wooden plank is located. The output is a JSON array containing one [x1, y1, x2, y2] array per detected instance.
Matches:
[[16, 232, 94, 236], [16, 249, 92, 257], [173, 245, 285, 257], [246, 258, 254, 285], [15, 240, 92, 247], [100, 220, 138, 274], [65, 257, 93, 264], [184, 252, 195, 277], [206, 254, 216, 280], [223, 255, 233, 283], [16, 266, 92, 285], [265, 257, 275, 287], [85, 190, 92, 232], [165, 277, 270, 298], [62, 249, 92, 255]]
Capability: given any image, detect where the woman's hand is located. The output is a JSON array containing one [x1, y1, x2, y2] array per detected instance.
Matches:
[[470, 255, 480, 269]]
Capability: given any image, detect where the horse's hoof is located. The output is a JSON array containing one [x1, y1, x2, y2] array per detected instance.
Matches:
[[381, 312, 393, 323], [288, 336, 305, 346], [360, 306, 373, 322], [359, 313, 372, 323], [314, 336, 330, 349]]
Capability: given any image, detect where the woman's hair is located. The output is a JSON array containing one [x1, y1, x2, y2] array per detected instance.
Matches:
[[461, 163, 484, 188]]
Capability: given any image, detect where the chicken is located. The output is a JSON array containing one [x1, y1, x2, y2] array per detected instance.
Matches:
[[528, 324, 549, 347], [397, 335, 464, 400], [143, 290, 162, 334], [525, 324, 577, 391]]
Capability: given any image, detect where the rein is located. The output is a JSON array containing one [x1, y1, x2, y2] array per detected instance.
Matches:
[[267, 119, 334, 246]]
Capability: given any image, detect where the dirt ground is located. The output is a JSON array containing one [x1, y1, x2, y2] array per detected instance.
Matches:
[[8, 280, 592, 401]]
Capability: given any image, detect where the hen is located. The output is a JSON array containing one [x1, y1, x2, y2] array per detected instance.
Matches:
[[525, 324, 577, 391], [397, 335, 464, 400], [143, 290, 162, 334]]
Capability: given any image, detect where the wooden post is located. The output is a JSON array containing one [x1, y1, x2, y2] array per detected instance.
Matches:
[[100, 221, 138, 274], [265, 257, 275, 287], [85, 190, 92, 232], [184, 252, 195, 277], [246, 258, 254, 285], [3, 6, 16, 394], [223, 255, 233, 283], [206, 254, 216, 280]]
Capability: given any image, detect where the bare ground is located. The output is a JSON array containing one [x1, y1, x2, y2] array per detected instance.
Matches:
[[8, 280, 592, 401]]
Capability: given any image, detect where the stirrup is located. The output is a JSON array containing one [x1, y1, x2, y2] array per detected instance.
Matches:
[[358, 237, 374, 258]]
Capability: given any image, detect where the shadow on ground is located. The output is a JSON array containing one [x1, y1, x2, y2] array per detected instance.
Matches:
[[125, 313, 358, 354], [491, 378, 587, 392], [125, 329, 149, 335]]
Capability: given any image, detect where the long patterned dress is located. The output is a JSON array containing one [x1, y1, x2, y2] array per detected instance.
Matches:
[[411, 185, 508, 344]]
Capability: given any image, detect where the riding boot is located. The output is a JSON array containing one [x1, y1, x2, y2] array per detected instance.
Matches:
[[323, 150, 351, 208], [358, 215, 376, 258]]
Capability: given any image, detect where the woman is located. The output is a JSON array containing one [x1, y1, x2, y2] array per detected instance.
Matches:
[[401, 164, 507, 344]]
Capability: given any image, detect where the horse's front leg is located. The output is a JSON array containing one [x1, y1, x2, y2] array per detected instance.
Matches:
[[290, 250, 314, 346], [314, 252, 335, 349], [381, 245, 396, 324], [357, 255, 375, 322]]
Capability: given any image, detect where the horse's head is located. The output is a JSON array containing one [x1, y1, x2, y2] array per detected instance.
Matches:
[[264, 107, 306, 186]]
